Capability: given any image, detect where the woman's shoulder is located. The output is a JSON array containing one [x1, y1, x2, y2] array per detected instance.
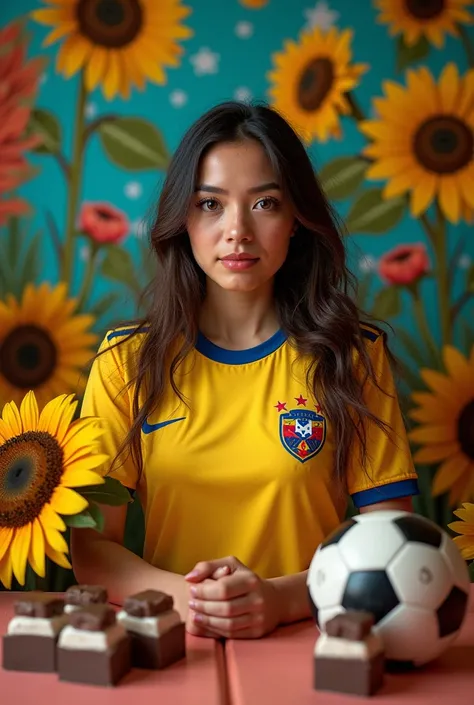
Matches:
[[97, 323, 149, 372]]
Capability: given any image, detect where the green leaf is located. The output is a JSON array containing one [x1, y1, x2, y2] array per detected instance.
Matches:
[[469, 561, 474, 583], [28, 108, 62, 154], [98, 117, 170, 171], [63, 509, 98, 529], [396, 328, 429, 369], [319, 156, 368, 201], [371, 286, 402, 320], [80, 476, 132, 506], [346, 188, 406, 234], [88, 502, 105, 532], [87, 292, 120, 321], [396, 34, 431, 72], [100, 246, 140, 294]]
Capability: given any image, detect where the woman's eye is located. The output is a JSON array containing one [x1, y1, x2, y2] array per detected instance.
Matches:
[[198, 198, 220, 212], [256, 197, 278, 210]]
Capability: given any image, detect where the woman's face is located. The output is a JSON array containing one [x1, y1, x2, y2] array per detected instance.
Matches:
[[186, 139, 295, 294]]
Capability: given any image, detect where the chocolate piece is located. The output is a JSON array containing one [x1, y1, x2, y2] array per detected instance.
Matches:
[[69, 604, 116, 632], [65, 584, 108, 606], [123, 589, 174, 617], [57, 635, 131, 687], [128, 622, 186, 670], [326, 611, 374, 640], [14, 593, 64, 618], [314, 611, 385, 697], [315, 652, 385, 696], [2, 634, 58, 673]]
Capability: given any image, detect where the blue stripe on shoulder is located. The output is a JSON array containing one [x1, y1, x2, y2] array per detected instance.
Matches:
[[107, 326, 149, 342], [360, 325, 380, 342]]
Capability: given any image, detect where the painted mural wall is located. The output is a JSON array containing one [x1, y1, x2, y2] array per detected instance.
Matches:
[[0, 0, 473, 587]]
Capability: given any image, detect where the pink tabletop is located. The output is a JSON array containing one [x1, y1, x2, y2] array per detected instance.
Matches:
[[0, 592, 226, 705], [226, 584, 474, 705]]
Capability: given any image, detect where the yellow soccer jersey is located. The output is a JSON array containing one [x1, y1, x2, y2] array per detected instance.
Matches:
[[81, 324, 418, 579]]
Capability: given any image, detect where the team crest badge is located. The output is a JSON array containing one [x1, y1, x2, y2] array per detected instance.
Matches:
[[280, 408, 326, 463]]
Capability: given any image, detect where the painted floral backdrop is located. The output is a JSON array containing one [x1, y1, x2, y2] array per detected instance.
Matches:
[[0, 0, 473, 589]]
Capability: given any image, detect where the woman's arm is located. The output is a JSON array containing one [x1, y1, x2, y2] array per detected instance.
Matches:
[[269, 496, 413, 625], [70, 504, 190, 619]]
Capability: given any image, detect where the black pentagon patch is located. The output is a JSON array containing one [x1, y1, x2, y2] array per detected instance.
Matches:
[[306, 584, 320, 627], [342, 570, 399, 624], [321, 518, 356, 548], [436, 586, 469, 637], [394, 514, 442, 548]]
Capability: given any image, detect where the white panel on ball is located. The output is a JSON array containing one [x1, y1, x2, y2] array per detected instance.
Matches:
[[338, 519, 405, 570], [353, 509, 409, 523], [441, 534, 470, 592], [374, 604, 439, 664], [386, 543, 452, 609], [307, 544, 350, 610]]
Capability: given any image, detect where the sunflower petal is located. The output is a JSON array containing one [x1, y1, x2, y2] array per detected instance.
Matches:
[[409, 424, 456, 444], [413, 441, 460, 464], [50, 485, 89, 515], [432, 455, 470, 496], [438, 176, 461, 224], [448, 520, 474, 536], [44, 544, 72, 570], [28, 518, 46, 578], [61, 465, 106, 487], [19, 390, 39, 431], [0, 527, 14, 561], [39, 502, 66, 532], [452, 534, 474, 560], [43, 526, 69, 554], [2, 400, 23, 436], [11, 523, 32, 586], [0, 553, 12, 589]]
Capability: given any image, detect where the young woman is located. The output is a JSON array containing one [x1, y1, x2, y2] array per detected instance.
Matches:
[[73, 101, 418, 640]]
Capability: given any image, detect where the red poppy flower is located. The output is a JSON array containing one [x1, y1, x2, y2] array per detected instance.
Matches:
[[378, 243, 430, 285], [79, 202, 130, 245]]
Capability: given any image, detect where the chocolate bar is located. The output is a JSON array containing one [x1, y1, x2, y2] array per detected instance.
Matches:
[[64, 584, 108, 613], [57, 604, 131, 686], [118, 589, 185, 669], [2, 593, 68, 672], [314, 611, 385, 697]]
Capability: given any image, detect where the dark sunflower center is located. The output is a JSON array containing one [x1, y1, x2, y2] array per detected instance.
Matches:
[[458, 399, 474, 460], [414, 116, 473, 174], [76, 0, 143, 48], [0, 432, 64, 528], [405, 0, 445, 20], [0, 325, 57, 389], [297, 58, 334, 112]]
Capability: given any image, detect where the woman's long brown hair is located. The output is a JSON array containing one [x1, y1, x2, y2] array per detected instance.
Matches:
[[107, 101, 392, 493]]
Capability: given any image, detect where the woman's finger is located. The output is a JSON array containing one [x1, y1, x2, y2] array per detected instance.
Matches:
[[189, 592, 263, 618], [192, 610, 260, 635], [190, 572, 258, 601]]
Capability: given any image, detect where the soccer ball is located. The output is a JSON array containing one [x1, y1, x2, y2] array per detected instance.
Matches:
[[307, 510, 470, 667]]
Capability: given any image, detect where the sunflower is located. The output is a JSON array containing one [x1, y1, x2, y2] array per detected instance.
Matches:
[[408, 345, 474, 506], [374, 0, 473, 48], [0, 282, 97, 408], [0, 391, 107, 589], [31, 0, 193, 100], [448, 503, 474, 560], [267, 27, 368, 144], [360, 63, 474, 224]]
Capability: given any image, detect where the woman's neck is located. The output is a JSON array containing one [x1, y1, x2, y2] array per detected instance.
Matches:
[[199, 280, 279, 350]]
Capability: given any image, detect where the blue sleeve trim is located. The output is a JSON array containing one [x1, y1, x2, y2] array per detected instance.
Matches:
[[351, 478, 419, 508], [107, 326, 149, 342]]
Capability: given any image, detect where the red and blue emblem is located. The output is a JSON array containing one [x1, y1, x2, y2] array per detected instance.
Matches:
[[279, 408, 326, 463]]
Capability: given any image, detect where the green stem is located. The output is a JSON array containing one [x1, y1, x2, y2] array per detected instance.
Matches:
[[62, 73, 87, 290], [420, 208, 451, 347], [411, 290, 440, 366], [77, 240, 99, 312], [457, 23, 474, 68], [346, 92, 366, 122]]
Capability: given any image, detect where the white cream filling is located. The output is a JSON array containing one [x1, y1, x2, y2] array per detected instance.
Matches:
[[315, 633, 383, 659], [116, 609, 181, 638], [8, 614, 68, 638], [64, 604, 80, 614], [58, 623, 126, 652]]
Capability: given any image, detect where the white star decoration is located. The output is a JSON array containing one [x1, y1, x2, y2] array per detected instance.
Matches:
[[124, 181, 143, 200], [235, 21, 254, 39], [303, 1, 340, 31], [169, 89, 188, 108], [85, 102, 97, 119], [234, 86, 253, 102], [190, 47, 220, 76]]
